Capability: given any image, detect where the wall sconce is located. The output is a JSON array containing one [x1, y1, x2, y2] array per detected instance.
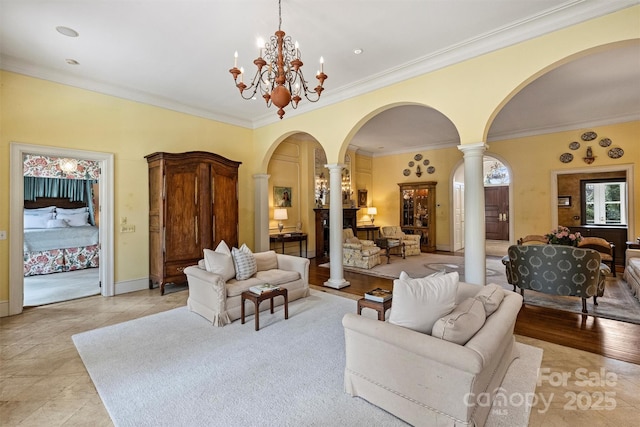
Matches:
[[367, 207, 377, 224], [274, 208, 288, 233]]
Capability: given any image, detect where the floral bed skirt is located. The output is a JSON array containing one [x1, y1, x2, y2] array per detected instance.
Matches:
[[24, 244, 100, 276]]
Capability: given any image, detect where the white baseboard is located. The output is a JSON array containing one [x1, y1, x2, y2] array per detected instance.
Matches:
[[0, 300, 8, 317], [115, 277, 150, 295]]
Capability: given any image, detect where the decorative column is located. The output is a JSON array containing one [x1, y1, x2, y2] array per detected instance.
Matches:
[[457, 143, 488, 285], [324, 163, 350, 289], [253, 174, 270, 252]]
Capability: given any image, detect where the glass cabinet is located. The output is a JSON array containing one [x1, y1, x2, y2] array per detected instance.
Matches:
[[399, 181, 437, 252]]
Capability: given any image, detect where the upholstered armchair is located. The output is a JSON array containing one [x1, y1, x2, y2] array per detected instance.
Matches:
[[342, 228, 382, 269], [380, 226, 421, 256], [505, 244, 609, 313], [578, 236, 616, 277]]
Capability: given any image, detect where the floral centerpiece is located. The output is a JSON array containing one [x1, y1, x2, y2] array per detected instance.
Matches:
[[546, 226, 582, 246]]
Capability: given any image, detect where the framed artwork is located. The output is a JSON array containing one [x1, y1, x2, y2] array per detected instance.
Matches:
[[274, 186, 292, 207], [557, 196, 571, 207], [357, 189, 368, 207]]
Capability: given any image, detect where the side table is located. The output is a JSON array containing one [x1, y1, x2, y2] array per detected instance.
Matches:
[[241, 288, 289, 331], [357, 297, 392, 321]]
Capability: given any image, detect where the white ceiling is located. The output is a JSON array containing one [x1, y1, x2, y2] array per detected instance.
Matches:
[[1, 0, 639, 155]]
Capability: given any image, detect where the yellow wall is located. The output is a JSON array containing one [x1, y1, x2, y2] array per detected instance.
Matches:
[[0, 72, 253, 301], [489, 121, 639, 239]]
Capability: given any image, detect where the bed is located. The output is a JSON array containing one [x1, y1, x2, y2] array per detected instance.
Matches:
[[23, 197, 100, 276]]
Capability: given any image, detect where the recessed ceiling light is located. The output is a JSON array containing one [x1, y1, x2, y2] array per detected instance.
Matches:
[[65, 59, 79, 65], [56, 26, 79, 37], [353, 48, 363, 55]]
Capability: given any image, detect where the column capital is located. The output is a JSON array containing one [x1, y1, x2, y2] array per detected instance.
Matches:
[[252, 173, 270, 181], [325, 163, 347, 172], [458, 142, 489, 155]]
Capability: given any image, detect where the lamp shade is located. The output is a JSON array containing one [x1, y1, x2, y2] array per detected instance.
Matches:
[[367, 207, 377, 216], [274, 208, 288, 221]]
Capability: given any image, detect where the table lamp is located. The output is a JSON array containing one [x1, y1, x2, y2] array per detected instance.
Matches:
[[367, 207, 377, 224], [274, 208, 288, 233]]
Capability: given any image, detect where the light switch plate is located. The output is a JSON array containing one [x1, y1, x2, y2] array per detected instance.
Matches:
[[0, 231, 6, 240]]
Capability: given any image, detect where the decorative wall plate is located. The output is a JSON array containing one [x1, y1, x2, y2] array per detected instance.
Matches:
[[608, 147, 624, 159], [408, 161, 415, 167], [599, 138, 612, 147], [423, 159, 429, 166], [569, 141, 580, 150], [581, 131, 597, 141], [427, 166, 435, 174], [414, 154, 423, 161], [559, 153, 573, 163], [403, 168, 411, 176]]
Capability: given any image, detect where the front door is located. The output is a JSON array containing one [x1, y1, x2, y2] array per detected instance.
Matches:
[[485, 186, 509, 240]]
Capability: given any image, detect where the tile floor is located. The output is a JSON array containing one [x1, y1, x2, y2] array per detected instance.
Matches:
[[1, 288, 639, 426]]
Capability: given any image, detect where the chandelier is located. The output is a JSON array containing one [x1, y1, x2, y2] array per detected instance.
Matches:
[[229, 0, 327, 119]]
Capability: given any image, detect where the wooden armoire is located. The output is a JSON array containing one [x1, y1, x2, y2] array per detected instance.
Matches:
[[145, 151, 241, 294]]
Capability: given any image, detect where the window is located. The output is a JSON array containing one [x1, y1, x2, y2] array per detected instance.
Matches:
[[582, 180, 627, 225]]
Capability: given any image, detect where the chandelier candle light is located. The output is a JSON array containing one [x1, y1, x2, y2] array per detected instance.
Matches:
[[229, 0, 327, 119]]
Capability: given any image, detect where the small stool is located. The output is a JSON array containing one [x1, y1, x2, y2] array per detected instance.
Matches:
[[357, 297, 392, 321]]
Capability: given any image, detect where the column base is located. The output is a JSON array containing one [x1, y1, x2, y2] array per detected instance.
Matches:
[[323, 279, 350, 289]]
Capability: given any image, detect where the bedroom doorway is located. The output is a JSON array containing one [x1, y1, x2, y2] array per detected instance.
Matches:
[[9, 143, 114, 316]]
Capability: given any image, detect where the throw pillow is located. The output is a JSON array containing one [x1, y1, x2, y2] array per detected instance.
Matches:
[[474, 283, 505, 316], [388, 271, 459, 334], [431, 297, 486, 345], [203, 240, 235, 281], [232, 244, 257, 280], [254, 250, 278, 271]]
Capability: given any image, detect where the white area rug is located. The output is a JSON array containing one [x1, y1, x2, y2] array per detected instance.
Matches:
[[73, 290, 542, 427], [24, 268, 100, 306]]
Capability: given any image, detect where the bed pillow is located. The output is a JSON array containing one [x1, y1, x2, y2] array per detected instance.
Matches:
[[203, 240, 235, 281], [56, 207, 88, 214], [47, 219, 70, 228], [24, 213, 52, 228], [24, 206, 56, 214], [388, 271, 459, 334], [56, 212, 90, 227], [231, 244, 257, 280]]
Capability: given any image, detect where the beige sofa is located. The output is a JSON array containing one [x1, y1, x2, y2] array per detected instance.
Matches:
[[380, 225, 421, 256], [624, 249, 640, 302], [184, 250, 309, 326], [342, 281, 523, 427]]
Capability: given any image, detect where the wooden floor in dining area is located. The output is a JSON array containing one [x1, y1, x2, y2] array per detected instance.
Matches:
[[309, 257, 640, 365]]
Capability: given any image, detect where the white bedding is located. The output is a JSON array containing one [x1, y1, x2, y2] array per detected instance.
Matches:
[[24, 226, 99, 252]]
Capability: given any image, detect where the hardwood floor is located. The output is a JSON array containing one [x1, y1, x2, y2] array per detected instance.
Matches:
[[309, 257, 640, 365]]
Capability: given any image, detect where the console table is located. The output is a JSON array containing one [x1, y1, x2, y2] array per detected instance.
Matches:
[[270, 233, 308, 257], [357, 225, 380, 240]]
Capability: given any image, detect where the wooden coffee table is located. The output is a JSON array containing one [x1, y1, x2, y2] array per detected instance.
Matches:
[[375, 238, 404, 263], [241, 288, 288, 331], [357, 297, 392, 321]]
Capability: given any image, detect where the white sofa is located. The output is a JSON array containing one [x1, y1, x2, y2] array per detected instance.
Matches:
[[342, 281, 523, 427], [624, 249, 640, 302], [184, 250, 309, 326]]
